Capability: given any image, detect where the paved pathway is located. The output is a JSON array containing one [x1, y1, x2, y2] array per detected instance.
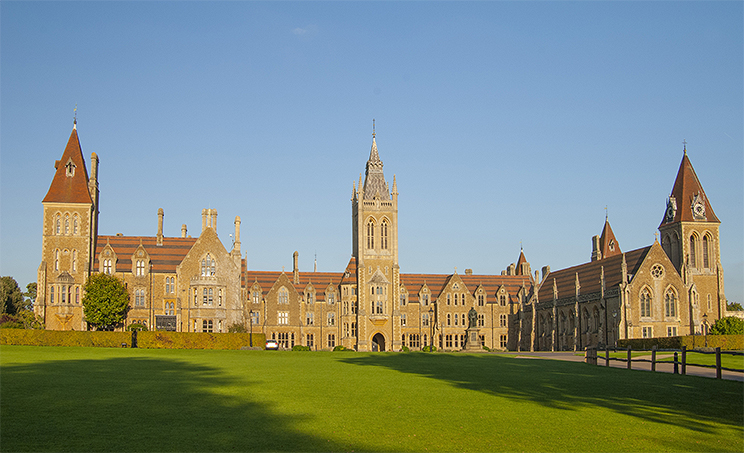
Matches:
[[512, 351, 743, 381]]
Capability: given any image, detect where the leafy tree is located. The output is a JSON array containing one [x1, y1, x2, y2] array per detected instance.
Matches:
[[23, 282, 37, 311], [0, 276, 24, 315], [83, 273, 130, 331], [709, 316, 744, 336], [726, 301, 743, 311]]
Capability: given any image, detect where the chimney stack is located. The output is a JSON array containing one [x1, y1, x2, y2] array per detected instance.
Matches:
[[156, 208, 164, 246], [233, 216, 241, 253], [293, 251, 299, 284], [181, 224, 187, 238]]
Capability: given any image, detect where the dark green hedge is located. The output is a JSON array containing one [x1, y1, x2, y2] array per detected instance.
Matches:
[[0, 329, 130, 348], [137, 331, 266, 350], [618, 334, 743, 351]]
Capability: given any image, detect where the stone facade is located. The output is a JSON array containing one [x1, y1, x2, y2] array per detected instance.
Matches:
[[36, 123, 726, 351]]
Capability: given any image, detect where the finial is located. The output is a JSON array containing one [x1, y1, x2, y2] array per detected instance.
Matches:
[[682, 139, 687, 154], [372, 119, 375, 138], [73, 104, 78, 128], [520, 241, 523, 252], [654, 231, 659, 242], [605, 205, 608, 221]]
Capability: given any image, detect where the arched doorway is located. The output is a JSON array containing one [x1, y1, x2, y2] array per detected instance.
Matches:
[[371, 333, 386, 352]]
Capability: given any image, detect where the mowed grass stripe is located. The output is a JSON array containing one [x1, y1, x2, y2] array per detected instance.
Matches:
[[1, 346, 741, 452]]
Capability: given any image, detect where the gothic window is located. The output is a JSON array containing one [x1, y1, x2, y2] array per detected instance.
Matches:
[[55, 214, 61, 235], [665, 288, 677, 318], [478, 293, 484, 306], [454, 312, 459, 326], [307, 333, 314, 348], [375, 300, 383, 314], [400, 293, 406, 306], [202, 288, 214, 306], [64, 214, 70, 235], [73, 215, 79, 235], [500, 334, 507, 348], [422, 313, 430, 327], [454, 293, 458, 306], [61, 285, 67, 304], [640, 288, 652, 318], [327, 312, 335, 326], [366, 219, 375, 249], [446, 313, 451, 326], [461, 313, 466, 325], [651, 264, 664, 279], [477, 314, 484, 327], [252, 290, 261, 304], [422, 293, 429, 306], [689, 235, 697, 268], [218, 289, 223, 306], [351, 322, 357, 336], [50, 286, 55, 304], [278, 287, 289, 304], [401, 313, 407, 326], [103, 259, 112, 274], [135, 289, 145, 307], [75, 286, 80, 304], [54, 250, 59, 271], [72, 250, 77, 272], [707, 293, 712, 311], [703, 235, 710, 269], [327, 292, 335, 305], [202, 319, 213, 333], [499, 294, 507, 306], [306, 312, 314, 326], [306, 291, 314, 304], [136, 260, 146, 276], [500, 314, 507, 327], [381, 220, 388, 250], [201, 254, 216, 276], [447, 294, 451, 306], [165, 302, 175, 316], [278, 311, 289, 325]]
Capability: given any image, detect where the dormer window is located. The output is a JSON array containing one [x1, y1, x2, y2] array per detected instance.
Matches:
[[136, 260, 146, 276], [65, 159, 76, 177]]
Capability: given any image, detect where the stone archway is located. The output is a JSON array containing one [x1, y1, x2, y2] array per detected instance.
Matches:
[[371, 333, 386, 352]]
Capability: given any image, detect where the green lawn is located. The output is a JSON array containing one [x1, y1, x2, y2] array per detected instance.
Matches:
[[1, 346, 742, 452]]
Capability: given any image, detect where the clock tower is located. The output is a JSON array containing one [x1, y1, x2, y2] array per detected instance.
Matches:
[[351, 123, 400, 351], [658, 146, 725, 326]]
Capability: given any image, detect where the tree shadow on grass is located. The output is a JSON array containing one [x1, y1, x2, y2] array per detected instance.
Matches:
[[1, 355, 359, 452], [339, 353, 743, 435]]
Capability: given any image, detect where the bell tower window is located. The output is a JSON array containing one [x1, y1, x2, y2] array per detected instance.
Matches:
[[381, 220, 388, 250], [689, 235, 697, 268], [702, 235, 710, 269], [366, 220, 375, 250]]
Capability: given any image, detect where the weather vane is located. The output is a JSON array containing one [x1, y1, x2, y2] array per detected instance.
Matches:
[[682, 139, 687, 152], [372, 119, 375, 138], [73, 104, 78, 125]]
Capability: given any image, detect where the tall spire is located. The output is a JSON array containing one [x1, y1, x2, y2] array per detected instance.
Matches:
[[660, 148, 719, 226], [363, 119, 389, 200], [43, 125, 92, 204]]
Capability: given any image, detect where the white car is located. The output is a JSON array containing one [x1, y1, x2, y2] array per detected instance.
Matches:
[[265, 339, 279, 350]]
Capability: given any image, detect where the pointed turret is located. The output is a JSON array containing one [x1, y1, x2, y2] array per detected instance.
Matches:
[[660, 149, 719, 227], [43, 126, 92, 204], [599, 219, 621, 259], [362, 126, 390, 200], [516, 248, 530, 276]]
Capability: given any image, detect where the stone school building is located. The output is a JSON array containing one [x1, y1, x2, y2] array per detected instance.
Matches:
[[35, 121, 727, 351]]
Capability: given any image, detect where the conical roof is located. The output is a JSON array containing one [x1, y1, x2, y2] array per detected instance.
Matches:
[[42, 125, 92, 204], [599, 219, 621, 259], [362, 135, 390, 200], [660, 151, 719, 226]]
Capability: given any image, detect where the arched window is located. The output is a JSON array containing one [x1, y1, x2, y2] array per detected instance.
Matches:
[[72, 250, 77, 272], [278, 287, 289, 304], [103, 259, 112, 274], [454, 293, 458, 306], [64, 214, 70, 235], [702, 235, 710, 269], [671, 233, 680, 268], [447, 294, 451, 305], [252, 290, 260, 304], [380, 220, 388, 250], [689, 235, 697, 268], [640, 288, 652, 318], [366, 219, 375, 249], [136, 260, 146, 276], [499, 294, 507, 306], [54, 250, 59, 271], [665, 289, 677, 317], [75, 286, 80, 304], [201, 254, 216, 276], [446, 313, 451, 326], [50, 286, 55, 304], [55, 214, 61, 235], [73, 215, 79, 235], [478, 293, 484, 306]]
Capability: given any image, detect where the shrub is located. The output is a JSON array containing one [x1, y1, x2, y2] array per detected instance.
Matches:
[[618, 334, 743, 351], [137, 331, 266, 350], [401, 345, 410, 352], [0, 329, 130, 347], [227, 323, 247, 333], [710, 316, 744, 335], [0, 314, 24, 329], [127, 322, 148, 331], [292, 344, 311, 351], [482, 345, 491, 352], [422, 345, 437, 352], [333, 345, 351, 351]]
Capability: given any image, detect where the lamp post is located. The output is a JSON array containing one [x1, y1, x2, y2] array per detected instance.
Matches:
[[249, 309, 254, 347], [428, 307, 434, 352]]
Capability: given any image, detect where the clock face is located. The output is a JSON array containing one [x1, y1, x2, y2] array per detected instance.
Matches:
[[694, 202, 705, 217], [691, 193, 706, 219], [666, 205, 675, 222]]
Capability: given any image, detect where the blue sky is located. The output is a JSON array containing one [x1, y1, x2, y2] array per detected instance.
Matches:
[[1, 2, 742, 304]]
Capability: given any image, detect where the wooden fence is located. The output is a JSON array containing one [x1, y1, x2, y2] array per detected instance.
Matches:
[[585, 346, 744, 379]]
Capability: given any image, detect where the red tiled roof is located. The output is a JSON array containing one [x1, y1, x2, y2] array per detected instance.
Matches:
[[538, 246, 651, 302], [245, 271, 344, 300], [43, 127, 93, 204], [660, 152, 719, 226], [599, 219, 621, 259], [401, 273, 533, 305], [94, 235, 197, 273]]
